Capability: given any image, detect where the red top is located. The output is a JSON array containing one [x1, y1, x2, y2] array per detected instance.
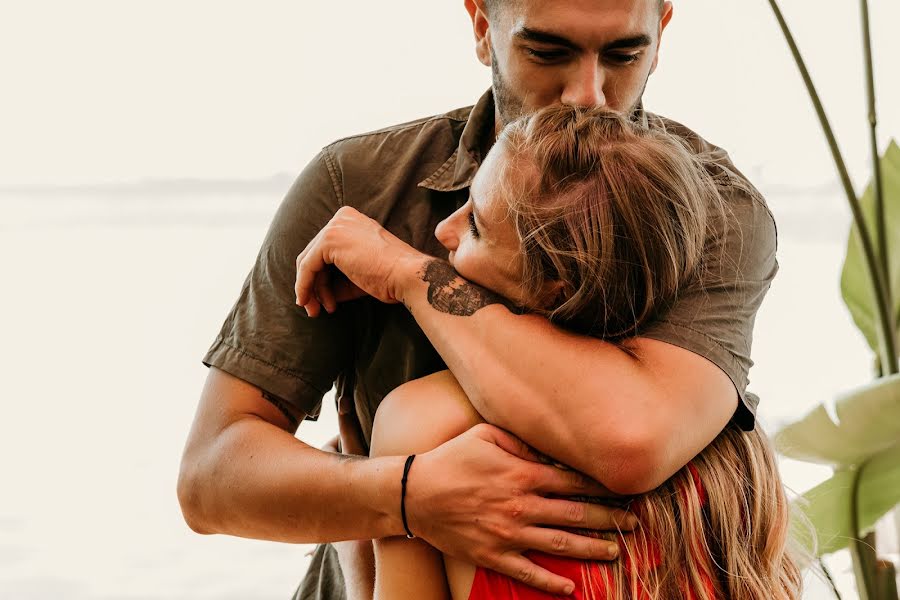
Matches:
[[467, 465, 717, 600]]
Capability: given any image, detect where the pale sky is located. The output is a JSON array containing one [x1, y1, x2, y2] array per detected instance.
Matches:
[[1, 0, 898, 189]]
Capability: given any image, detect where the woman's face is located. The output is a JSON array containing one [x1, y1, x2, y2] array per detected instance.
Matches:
[[434, 143, 528, 305]]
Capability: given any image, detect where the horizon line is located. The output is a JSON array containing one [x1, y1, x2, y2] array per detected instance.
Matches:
[[0, 173, 298, 197]]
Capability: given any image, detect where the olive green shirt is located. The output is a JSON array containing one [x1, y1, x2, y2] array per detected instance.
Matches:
[[202, 90, 778, 599], [204, 89, 775, 435]]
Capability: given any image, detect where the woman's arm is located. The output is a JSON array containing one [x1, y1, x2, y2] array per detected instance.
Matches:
[[369, 371, 484, 600]]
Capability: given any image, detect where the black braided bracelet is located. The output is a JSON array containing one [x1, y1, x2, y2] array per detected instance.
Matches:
[[400, 454, 417, 539]]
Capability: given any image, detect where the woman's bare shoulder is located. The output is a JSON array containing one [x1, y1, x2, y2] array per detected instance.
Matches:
[[370, 370, 483, 457]]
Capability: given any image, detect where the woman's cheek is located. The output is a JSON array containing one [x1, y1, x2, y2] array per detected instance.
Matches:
[[450, 251, 473, 279], [450, 247, 481, 283]]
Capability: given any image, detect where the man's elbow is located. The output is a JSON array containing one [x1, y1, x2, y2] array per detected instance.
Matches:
[[590, 432, 671, 496]]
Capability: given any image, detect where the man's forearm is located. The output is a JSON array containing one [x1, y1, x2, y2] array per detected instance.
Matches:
[[179, 415, 405, 543]]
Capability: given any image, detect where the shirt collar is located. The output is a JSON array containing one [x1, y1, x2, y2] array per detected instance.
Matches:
[[418, 89, 650, 192], [418, 89, 495, 193]]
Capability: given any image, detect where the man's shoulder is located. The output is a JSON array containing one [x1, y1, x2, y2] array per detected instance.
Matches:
[[644, 111, 727, 158], [323, 104, 474, 166], [646, 111, 773, 220], [647, 111, 778, 276]]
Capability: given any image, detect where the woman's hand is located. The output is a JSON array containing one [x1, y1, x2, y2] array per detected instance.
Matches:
[[294, 206, 427, 317]]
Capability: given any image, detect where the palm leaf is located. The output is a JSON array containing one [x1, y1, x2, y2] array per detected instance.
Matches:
[[791, 442, 900, 556], [841, 140, 900, 360], [775, 374, 900, 466]]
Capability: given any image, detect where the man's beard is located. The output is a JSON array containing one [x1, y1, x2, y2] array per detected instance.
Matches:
[[491, 47, 525, 128]]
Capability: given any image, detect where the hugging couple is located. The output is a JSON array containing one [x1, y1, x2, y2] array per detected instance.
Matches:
[[178, 1, 805, 598]]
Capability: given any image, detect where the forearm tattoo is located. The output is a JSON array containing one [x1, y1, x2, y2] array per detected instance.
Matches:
[[418, 259, 518, 316]]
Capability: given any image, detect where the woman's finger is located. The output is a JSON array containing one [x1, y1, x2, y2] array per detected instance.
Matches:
[[333, 276, 368, 303], [518, 525, 620, 562], [304, 296, 323, 318], [315, 268, 337, 314], [295, 228, 331, 307], [528, 497, 638, 532], [490, 553, 577, 596], [294, 230, 322, 305]]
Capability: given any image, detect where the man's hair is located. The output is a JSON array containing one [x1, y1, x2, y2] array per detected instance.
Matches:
[[484, 0, 665, 16], [492, 103, 806, 600]]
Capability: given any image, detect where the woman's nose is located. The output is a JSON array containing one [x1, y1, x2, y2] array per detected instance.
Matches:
[[435, 208, 462, 252]]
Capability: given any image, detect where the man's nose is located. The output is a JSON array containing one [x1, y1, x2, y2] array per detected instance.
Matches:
[[561, 59, 606, 108]]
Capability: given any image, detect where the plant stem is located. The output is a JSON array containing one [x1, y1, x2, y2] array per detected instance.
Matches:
[[765, 0, 898, 375], [860, 0, 892, 353], [858, 7, 896, 600], [766, 3, 898, 599], [850, 464, 875, 599], [819, 557, 844, 600]]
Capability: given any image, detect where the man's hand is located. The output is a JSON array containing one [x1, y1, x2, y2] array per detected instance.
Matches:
[[407, 424, 638, 596], [294, 206, 426, 317]]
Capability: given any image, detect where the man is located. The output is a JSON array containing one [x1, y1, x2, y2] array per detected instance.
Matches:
[[178, 1, 777, 599]]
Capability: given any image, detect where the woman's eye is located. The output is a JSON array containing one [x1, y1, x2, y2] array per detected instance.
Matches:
[[467, 211, 480, 239]]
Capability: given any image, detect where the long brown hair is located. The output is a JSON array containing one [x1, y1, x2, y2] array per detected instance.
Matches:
[[581, 424, 805, 600], [495, 105, 805, 599], [497, 106, 727, 340]]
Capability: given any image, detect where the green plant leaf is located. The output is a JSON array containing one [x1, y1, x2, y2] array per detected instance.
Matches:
[[775, 374, 900, 465], [791, 442, 900, 556], [840, 139, 900, 361]]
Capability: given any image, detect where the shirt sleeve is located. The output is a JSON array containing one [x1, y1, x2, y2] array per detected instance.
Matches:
[[202, 147, 354, 425], [637, 185, 779, 431]]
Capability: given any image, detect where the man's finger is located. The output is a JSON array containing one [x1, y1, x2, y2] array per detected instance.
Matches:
[[529, 497, 638, 532], [530, 463, 614, 498], [519, 525, 619, 562], [492, 554, 577, 596], [469, 423, 543, 463]]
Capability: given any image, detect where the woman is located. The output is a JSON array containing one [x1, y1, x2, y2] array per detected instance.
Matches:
[[305, 105, 804, 599]]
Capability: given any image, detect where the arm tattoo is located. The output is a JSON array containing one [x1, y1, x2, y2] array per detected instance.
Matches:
[[261, 390, 299, 429], [419, 259, 519, 317]]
